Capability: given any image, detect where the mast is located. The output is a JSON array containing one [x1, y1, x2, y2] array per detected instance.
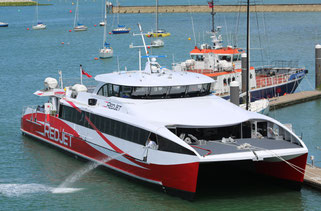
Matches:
[[117, 0, 119, 26], [210, 0, 215, 32], [156, 0, 158, 33], [35, 1, 39, 24], [246, 0, 250, 110], [102, 0, 107, 47], [73, 0, 79, 28]]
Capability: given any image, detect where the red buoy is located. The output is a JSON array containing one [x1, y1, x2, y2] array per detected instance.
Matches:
[[109, 32, 112, 34], [94, 57, 99, 60], [69, 29, 72, 32], [69, 10, 72, 13], [94, 24, 97, 27], [27, 28, 29, 30], [61, 42, 64, 45]]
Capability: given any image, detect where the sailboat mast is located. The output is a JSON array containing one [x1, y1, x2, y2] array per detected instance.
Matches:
[[73, 0, 79, 28], [211, 0, 215, 32], [246, 0, 250, 110], [156, 0, 158, 33], [103, 0, 107, 47], [117, 0, 119, 26], [35, 1, 39, 24]]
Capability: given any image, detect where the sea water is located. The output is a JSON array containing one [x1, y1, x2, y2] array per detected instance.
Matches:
[[1, 0, 321, 210]]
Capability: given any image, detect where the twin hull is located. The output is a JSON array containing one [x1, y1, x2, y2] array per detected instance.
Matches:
[[21, 112, 307, 199]]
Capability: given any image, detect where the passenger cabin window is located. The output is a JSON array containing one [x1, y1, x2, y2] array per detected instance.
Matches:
[[97, 83, 212, 99], [233, 54, 240, 61], [191, 55, 204, 61], [97, 84, 109, 97], [219, 55, 231, 62], [132, 87, 150, 99], [150, 86, 168, 99], [59, 104, 196, 156], [169, 86, 187, 98]]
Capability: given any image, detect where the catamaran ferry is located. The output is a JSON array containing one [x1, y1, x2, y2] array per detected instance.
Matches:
[[21, 27, 308, 199]]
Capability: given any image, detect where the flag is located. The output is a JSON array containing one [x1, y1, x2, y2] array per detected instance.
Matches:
[[208, 1, 213, 8], [81, 66, 92, 78]]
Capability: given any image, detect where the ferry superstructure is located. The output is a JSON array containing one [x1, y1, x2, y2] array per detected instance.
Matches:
[[21, 58, 308, 199]]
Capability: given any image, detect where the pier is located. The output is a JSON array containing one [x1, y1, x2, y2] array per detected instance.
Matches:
[[0, 0, 36, 6], [113, 4, 321, 14], [269, 91, 321, 110], [304, 164, 321, 190]]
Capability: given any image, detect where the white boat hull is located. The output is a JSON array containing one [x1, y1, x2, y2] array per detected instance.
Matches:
[[99, 48, 113, 59], [32, 24, 46, 30], [74, 25, 88, 32]]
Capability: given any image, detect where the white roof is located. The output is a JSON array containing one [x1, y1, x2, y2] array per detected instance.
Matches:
[[122, 94, 269, 127], [95, 62, 214, 87]]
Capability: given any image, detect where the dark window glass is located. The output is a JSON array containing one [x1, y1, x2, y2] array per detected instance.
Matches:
[[186, 84, 202, 97], [120, 86, 132, 98], [97, 87, 103, 96], [168, 86, 186, 98], [103, 85, 108, 97], [201, 83, 211, 95], [131, 87, 150, 99], [149, 86, 168, 99], [157, 135, 195, 155], [113, 85, 120, 97], [108, 84, 113, 96]]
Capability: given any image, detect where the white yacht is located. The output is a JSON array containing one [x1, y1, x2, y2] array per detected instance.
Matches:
[[99, 0, 113, 59], [21, 26, 308, 200]]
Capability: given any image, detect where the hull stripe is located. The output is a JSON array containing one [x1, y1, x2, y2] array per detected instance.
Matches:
[[21, 128, 163, 185]]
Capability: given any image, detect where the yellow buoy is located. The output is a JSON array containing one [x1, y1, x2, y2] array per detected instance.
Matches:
[[188, 37, 191, 40]]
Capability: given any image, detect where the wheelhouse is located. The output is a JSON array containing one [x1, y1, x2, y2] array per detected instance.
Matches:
[[96, 83, 213, 99]]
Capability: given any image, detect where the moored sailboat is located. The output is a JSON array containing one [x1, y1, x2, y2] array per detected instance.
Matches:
[[32, 1, 46, 30], [99, 0, 113, 59], [73, 0, 87, 32], [112, 0, 130, 34], [146, 0, 170, 38]]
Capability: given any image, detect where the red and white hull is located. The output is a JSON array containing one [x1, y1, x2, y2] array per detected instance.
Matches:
[[21, 113, 199, 198], [21, 112, 307, 199]]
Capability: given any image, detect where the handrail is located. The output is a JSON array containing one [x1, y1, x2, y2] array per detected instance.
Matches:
[[191, 145, 212, 157]]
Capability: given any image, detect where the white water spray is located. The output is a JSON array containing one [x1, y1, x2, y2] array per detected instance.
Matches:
[[0, 183, 82, 197], [52, 153, 125, 193]]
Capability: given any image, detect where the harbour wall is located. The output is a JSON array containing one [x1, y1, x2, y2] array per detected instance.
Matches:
[[0, 0, 38, 6], [113, 4, 321, 13]]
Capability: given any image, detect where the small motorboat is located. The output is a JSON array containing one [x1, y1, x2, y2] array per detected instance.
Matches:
[[32, 22, 46, 30], [151, 39, 164, 48], [0, 22, 8, 27], [74, 23, 88, 32]]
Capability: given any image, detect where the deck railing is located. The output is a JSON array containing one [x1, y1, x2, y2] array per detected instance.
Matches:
[[256, 73, 291, 89]]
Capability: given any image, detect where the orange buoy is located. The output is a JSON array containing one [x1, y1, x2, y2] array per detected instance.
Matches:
[[94, 57, 99, 60], [284, 93, 287, 96], [61, 42, 64, 44]]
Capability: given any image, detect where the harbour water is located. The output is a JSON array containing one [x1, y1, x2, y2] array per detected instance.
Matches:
[[1, 1, 321, 210]]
